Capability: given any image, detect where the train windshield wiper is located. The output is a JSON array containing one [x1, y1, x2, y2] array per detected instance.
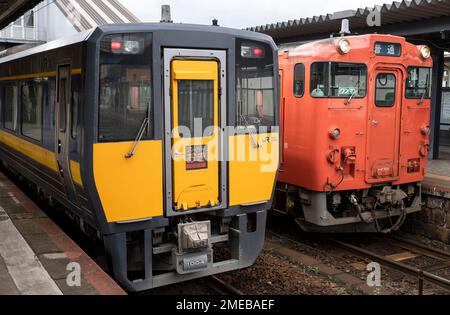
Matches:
[[345, 80, 360, 105], [239, 114, 261, 149], [125, 117, 150, 159], [418, 74, 430, 105]]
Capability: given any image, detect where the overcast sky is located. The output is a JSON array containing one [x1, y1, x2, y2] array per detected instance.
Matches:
[[119, 0, 391, 29]]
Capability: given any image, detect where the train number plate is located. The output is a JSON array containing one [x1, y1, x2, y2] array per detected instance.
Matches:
[[185, 145, 208, 170]]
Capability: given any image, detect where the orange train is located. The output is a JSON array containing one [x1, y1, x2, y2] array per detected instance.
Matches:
[[276, 33, 433, 233]]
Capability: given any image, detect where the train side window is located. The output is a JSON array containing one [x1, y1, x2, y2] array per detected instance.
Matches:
[[375, 74, 396, 107], [293, 63, 305, 98], [3, 84, 18, 131], [310, 62, 329, 97], [99, 33, 153, 142], [59, 78, 67, 132], [71, 75, 81, 139], [21, 80, 43, 142]]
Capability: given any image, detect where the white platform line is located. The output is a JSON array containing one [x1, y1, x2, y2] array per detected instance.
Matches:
[[0, 207, 63, 295]]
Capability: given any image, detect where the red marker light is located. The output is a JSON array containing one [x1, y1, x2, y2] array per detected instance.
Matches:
[[111, 41, 122, 51], [252, 47, 264, 57]]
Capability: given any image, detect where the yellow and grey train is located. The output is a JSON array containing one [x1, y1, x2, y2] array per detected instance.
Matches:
[[0, 24, 280, 291]]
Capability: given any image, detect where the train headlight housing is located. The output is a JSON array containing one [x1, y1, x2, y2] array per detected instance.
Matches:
[[337, 39, 351, 54], [108, 35, 145, 55], [420, 45, 431, 59], [241, 44, 265, 58], [329, 127, 341, 140]]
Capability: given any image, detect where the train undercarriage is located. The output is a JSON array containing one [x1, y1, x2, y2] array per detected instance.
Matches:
[[274, 183, 422, 233]]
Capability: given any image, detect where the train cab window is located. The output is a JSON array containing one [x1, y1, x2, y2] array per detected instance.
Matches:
[[375, 74, 396, 107], [406, 67, 432, 99], [236, 39, 276, 132], [310, 62, 367, 98], [99, 33, 152, 142], [177, 80, 214, 138], [293, 63, 305, 98], [3, 85, 18, 131], [21, 80, 43, 141]]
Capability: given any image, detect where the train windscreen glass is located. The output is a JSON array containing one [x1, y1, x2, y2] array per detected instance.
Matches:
[[406, 67, 432, 99], [98, 33, 152, 142], [236, 39, 276, 131], [310, 62, 367, 98]]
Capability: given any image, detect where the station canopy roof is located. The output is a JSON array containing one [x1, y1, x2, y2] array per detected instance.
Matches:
[[0, 0, 43, 30], [248, 0, 450, 43]]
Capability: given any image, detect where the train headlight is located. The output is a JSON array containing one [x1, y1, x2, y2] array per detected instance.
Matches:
[[241, 44, 265, 58], [109, 36, 145, 55], [337, 39, 351, 54], [421, 125, 431, 136], [329, 127, 341, 140], [420, 45, 431, 59]]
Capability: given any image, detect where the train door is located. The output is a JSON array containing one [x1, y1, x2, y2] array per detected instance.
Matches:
[[56, 65, 77, 203], [366, 68, 403, 184], [163, 49, 227, 214]]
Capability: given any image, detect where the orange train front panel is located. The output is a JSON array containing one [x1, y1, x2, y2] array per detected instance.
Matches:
[[279, 34, 432, 193]]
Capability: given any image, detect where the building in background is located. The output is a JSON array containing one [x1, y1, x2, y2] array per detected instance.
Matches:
[[0, 0, 140, 51]]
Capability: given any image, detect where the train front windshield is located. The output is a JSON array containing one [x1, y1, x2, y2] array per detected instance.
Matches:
[[98, 33, 153, 142], [406, 67, 432, 99], [310, 62, 367, 98], [236, 40, 276, 131]]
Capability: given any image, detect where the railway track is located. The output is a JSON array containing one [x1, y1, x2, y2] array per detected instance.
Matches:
[[206, 276, 244, 295], [266, 229, 450, 295], [329, 238, 450, 295], [387, 234, 450, 262]]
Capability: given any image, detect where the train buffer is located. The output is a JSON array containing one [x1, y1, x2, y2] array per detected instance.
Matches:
[[0, 171, 126, 295]]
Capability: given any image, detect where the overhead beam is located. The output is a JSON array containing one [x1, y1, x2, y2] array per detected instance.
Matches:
[[0, 0, 43, 30]]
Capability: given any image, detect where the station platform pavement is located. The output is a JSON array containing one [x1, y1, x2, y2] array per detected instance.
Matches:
[[424, 160, 450, 197], [0, 171, 126, 295]]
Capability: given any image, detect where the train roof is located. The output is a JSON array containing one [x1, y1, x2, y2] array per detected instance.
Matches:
[[283, 33, 408, 54], [0, 23, 275, 64]]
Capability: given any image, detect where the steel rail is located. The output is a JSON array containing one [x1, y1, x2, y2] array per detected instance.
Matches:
[[266, 229, 450, 294], [387, 234, 450, 261], [207, 276, 244, 296], [330, 239, 450, 294]]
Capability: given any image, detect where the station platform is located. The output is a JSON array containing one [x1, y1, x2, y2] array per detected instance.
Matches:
[[0, 172, 126, 295], [424, 160, 450, 197]]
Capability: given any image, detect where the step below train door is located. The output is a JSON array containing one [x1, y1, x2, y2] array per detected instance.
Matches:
[[56, 65, 77, 203], [164, 49, 227, 215], [366, 68, 403, 184]]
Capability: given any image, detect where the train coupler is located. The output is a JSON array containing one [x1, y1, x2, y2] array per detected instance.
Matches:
[[172, 221, 213, 274]]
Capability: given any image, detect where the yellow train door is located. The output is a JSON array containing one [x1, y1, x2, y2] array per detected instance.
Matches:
[[170, 60, 220, 211]]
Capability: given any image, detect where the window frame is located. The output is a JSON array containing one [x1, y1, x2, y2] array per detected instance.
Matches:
[[293, 63, 305, 98], [405, 66, 432, 100], [20, 80, 44, 143], [309, 61, 368, 99], [2, 83, 19, 132], [375, 73, 397, 108]]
